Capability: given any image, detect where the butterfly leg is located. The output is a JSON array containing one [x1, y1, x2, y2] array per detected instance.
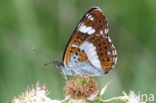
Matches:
[[72, 69, 83, 77], [60, 70, 68, 81]]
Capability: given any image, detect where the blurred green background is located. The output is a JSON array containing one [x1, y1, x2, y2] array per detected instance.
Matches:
[[0, 0, 156, 102]]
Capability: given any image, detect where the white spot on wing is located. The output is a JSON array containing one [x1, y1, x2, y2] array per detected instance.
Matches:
[[114, 57, 117, 64], [112, 50, 115, 54], [79, 41, 102, 69], [88, 29, 95, 35], [104, 29, 109, 34], [79, 23, 95, 35], [114, 50, 117, 54], [83, 27, 92, 33], [72, 44, 78, 48], [106, 22, 108, 27], [90, 17, 94, 21], [86, 13, 89, 17], [100, 30, 103, 35], [108, 37, 112, 42], [87, 15, 94, 21], [79, 23, 86, 32], [107, 51, 111, 55], [112, 44, 115, 48], [88, 15, 91, 18]]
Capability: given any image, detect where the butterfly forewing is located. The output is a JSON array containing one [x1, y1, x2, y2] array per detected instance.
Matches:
[[63, 7, 117, 75]]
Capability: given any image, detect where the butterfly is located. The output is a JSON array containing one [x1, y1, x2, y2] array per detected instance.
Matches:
[[53, 7, 117, 76]]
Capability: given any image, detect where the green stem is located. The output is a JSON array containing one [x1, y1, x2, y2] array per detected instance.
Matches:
[[99, 96, 128, 103]]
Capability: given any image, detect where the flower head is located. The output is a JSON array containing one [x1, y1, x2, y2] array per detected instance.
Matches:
[[123, 91, 146, 103], [11, 82, 59, 103], [64, 76, 97, 100]]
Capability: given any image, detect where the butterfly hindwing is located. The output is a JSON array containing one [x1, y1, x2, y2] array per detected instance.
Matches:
[[87, 35, 117, 72]]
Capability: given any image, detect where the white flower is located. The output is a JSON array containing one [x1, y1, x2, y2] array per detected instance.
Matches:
[[123, 91, 146, 103], [11, 82, 61, 103], [127, 91, 140, 103]]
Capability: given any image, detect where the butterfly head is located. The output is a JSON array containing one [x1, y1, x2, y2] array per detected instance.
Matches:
[[53, 61, 64, 69]]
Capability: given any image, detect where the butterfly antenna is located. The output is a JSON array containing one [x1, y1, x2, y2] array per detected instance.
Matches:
[[32, 47, 54, 68], [41, 62, 54, 68]]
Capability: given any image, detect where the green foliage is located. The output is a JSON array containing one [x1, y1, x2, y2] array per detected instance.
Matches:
[[0, 0, 156, 102]]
